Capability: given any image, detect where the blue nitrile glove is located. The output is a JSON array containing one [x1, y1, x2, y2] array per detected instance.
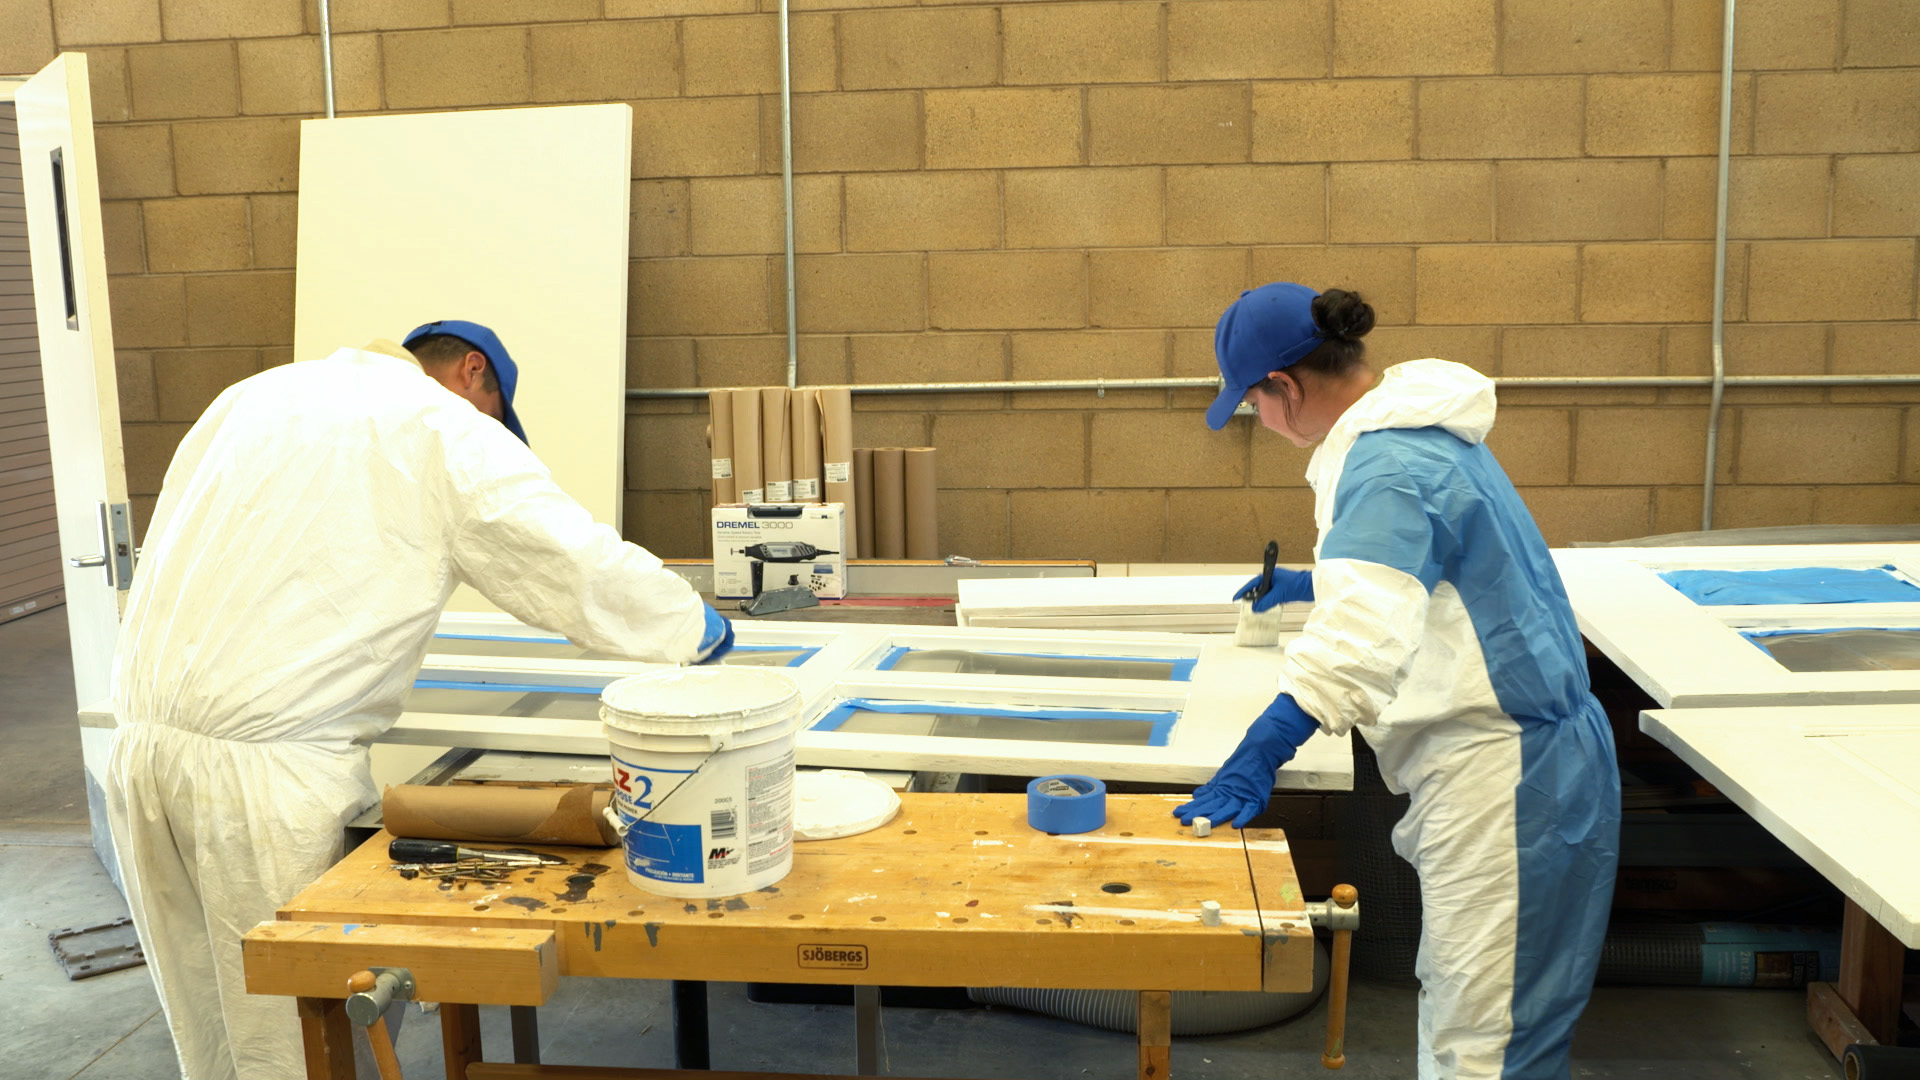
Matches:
[[694, 604, 735, 664], [1232, 568, 1314, 613], [1176, 693, 1320, 829]]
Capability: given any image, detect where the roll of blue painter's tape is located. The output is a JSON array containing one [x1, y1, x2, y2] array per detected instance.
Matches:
[[1027, 774, 1106, 834]]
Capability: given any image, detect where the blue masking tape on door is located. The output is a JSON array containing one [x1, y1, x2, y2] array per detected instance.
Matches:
[[627, 820, 705, 885]]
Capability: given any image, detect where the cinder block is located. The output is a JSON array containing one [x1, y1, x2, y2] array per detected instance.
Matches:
[[693, 336, 806, 387], [628, 337, 695, 388], [1417, 77, 1582, 159], [1248, 246, 1413, 325], [173, 118, 299, 194], [1665, 323, 1827, 377], [1812, 484, 1920, 526], [52, 0, 161, 45], [1672, 0, 1839, 70], [455, 0, 600, 23], [851, 333, 1006, 383], [1330, 162, 1490, 243], [531, 21, 679, 103], [159, 0, 303, 39], [1581, 243, 1725, 324], [1653, 484, 1816, 533], [1483, 407, 1570, 486], [1833, 323, 1920, 374], [938, 490, 1009, 559], [326, 0, 448, 33], [784, 92, 920, 173], [1496, 160, 1660, 242], [1091, 411, 1246, 487], [1911, 409, 1920, 482], [143, 196, 249, 273], [95, 125, 173, 200], [929, 251, 1085, 330], [630, 256, 772, 336], [121, 423, 192, 496], [933, 412, 1086, 489], [689, 175, 839, 255], [798, 335, 849, 385], [82, 48, 131, 123], [1090, 248, 1246, 329], [684, 13, 834, 97], [100, 201, 144, 276], [1663, 156, 1834, 241], [1245, 423, 1320, 487], [1737, 405, 1903, 483], [1007, 168, 1164, 249], [1748, 240, 1916, 321], [611, 0, 755, 17], [1003, 2, 1160, 85], [846, 171, 1000, 252], [248, 194, 296, 269], [926, 88, 1082, 170], [116, 351, 157, 422], [1011, 329, 1164, 381], [1252, 80, 1413, 163], [843, 7, 996, 90], [0, 2, 54, 73], [1587, 75, 1755, 157], [109, 274, 187, 349], [1516, 486, 1653, 545], [632, 180, 690, 258], [238, 34, 379, 116], [1415, 246, 1575, 325], [1164, 489, 1317, 562], [1334, 0, 1496, 76], [1169, 0, 1327, 80], [128, 42, 236, 120], [788, 253, 926, 333], [1843, 0, 1920, 68], [184, 271, 295, 347], [153, 348, 260, 421], [1363, 326, 1497, 375], [1573, 409, 1715, 485], [632, 97, 761, 177], [1501, 326, 1661, 377], [1755, 71, 1920, 154], [1089, 85, 1249, 165], [1835, 155, 1920, 237], [1166, 165, 1324, 246], [1010, 490, 1166, 562], [383, 27, 530, 110], [1500, 0, 1664, 73], [625, 411, 711, 491], [622, 491, 709, 559]]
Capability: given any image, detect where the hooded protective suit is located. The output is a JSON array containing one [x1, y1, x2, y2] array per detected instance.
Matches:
[[1281, 359, 1620, 1080], [108, 342, 714, 1080]]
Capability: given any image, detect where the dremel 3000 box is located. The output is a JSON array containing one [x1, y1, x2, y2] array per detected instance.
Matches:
[[711, 504, 848, 599]]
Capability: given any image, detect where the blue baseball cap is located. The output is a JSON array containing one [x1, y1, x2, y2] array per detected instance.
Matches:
[[1205, 282, 1324, 431], [403, 319, 527, 444]]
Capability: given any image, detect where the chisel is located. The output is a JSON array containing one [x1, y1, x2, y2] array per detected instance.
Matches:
[[387, 838, 550, 866]]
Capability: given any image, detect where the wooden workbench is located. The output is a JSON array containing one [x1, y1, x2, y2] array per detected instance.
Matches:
[[246, 793, 1316, 1080]]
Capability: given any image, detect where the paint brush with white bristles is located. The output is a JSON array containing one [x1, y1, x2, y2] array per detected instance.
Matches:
[[1233, 540, 1288, 647]]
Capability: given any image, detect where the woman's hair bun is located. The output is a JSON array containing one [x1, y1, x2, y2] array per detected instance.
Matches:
[[1312, 289, 1375, 342]]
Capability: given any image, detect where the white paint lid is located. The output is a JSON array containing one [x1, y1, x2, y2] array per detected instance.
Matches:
[[601, 667, 801, 737], [794, 769, 902, 841]]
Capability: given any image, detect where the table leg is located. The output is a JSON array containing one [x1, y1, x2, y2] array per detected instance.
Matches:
[[297, 997, 355, 1080], [854, 985, 882, 1076], [441, 1003, 484, 1080], [1138, 991, 1172, 1080], [510, 1005, 541, 1064], [672, 980, 711, 1069], [1841, 899, 1906, 1043]]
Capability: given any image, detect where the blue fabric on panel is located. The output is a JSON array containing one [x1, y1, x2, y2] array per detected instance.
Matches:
[[874, 646, 1196, 682], [1659, 566, 1920, 606], [414, 678, 601, 695], [811, 698, 1179, 746]]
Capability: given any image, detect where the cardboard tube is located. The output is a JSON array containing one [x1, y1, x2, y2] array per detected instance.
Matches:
[[818, 387, 856, 557], [791, 389, 822, 503], [731, 390, 763, 504], [708, 390, 736, 506], [382, 784, 619, 847], [904, 447, 939, 559], [760, 387, 792, 502], [872, 447, 907, 559], [853, 448, 876, 560]]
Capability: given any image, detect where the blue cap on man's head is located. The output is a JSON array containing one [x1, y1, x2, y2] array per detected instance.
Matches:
[[1205, 282, 1323, 431], [403, 319, 527, 444]]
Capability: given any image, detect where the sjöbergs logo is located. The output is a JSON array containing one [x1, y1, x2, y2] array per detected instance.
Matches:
[[797, 944, 868, 970]]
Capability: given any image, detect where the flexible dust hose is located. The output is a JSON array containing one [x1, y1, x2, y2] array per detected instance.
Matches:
[[969, 940, 1329, 1035], [1845, 1044, 1920, 1080]]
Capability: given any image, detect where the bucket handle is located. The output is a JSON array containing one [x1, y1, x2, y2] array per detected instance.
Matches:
[[603, 806, 628, 840]]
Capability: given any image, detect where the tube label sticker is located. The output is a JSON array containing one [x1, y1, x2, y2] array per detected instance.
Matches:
[[712, 458, 733, 479], [766, 481, 793, 501], [792, 478, 821, 499], [741, 488, 764, 505], [825, 462, 851, 484]]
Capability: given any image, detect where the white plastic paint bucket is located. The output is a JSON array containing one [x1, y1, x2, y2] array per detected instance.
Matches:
[[600, 667, 802, 898]]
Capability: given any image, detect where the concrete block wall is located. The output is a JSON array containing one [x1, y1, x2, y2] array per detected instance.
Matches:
[[6, 0, 1915, 561]]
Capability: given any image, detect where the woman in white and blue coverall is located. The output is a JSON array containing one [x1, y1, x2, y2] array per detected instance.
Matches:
[[1177, 283, 1621, 1080]]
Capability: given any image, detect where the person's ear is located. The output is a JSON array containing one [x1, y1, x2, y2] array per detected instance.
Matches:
[[463, 350, 487, 389], [1265, 370, 1301, 401]]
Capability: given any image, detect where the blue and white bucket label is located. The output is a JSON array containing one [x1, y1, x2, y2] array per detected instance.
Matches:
[[609, 743, 795, 891]]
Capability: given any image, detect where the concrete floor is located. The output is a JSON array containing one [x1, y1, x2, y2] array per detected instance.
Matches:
[[1, 606, 1844, 1080]]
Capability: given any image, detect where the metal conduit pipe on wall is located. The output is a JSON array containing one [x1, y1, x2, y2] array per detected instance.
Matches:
[[319, 0, 335, 119], [1703, 0, 1738, 530]]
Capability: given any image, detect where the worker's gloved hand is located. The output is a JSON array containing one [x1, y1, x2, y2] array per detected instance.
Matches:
[[694, 604, 735, 664], [1175, 693, 1320, 829], [1232, 568, 1313, 613]]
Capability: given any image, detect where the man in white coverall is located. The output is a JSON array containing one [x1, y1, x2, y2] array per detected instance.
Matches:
[[108, 320, 734, 1080]]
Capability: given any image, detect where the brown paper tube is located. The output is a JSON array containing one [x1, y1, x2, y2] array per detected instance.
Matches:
[[731, 390, 764, 504], [904, 447, 939, 559], [760, 387, 792, 502], [382, 784, 619, 847], [790, 389, 822, 503], [817, 387, 857, 556], [872, 447, 907, 559], [708, 390, 736, 506], [853, 448, 876, 560]]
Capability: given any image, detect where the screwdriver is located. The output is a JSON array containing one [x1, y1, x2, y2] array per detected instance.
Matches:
[[387, 838, 552, 866]]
